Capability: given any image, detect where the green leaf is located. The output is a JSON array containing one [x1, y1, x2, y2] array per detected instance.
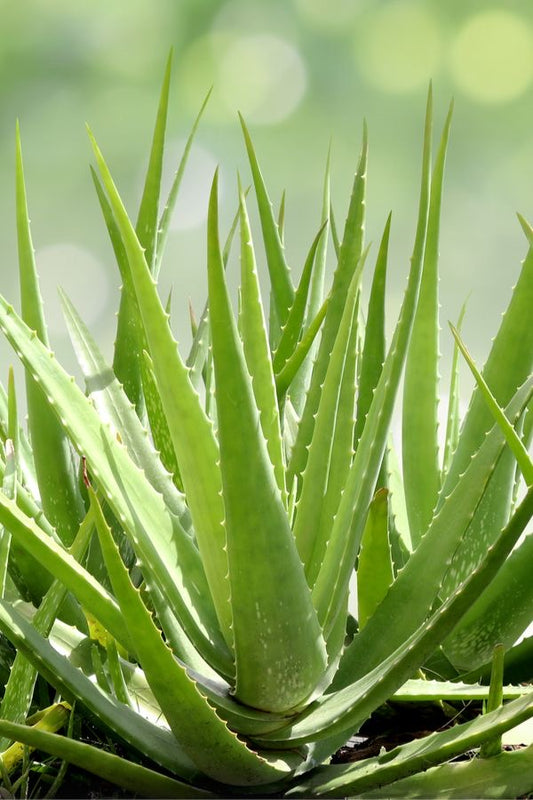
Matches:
[[0, 296, 232, 675], [89, 487, 299, 786], [444, 532, 533, 671], [15, 122, 84, 545], [274, 295, 328, 400], [402, 101, 453, 546], [292, 271, 359, 586], [0, 600, 198, 779], [442, 302, 467, 478], [0, 510, 93, 752], [0, 718, 212, 799], [238, 181, 286, 501], [208, 171, 327, 712], [288, 693, 533, 798], [88, 127, 233, 649], [287, 123, 368, 492], [450, 323, 533, 485], [333, 377, 533, 687], [258, 484, 533, 749], [240, 115, 294, 325], [357, 488, 394, 630], [311, 93, 439, 639], [354, 213, 391, 448], [480, 643, 505, 758], [358, 746, 533, 800]]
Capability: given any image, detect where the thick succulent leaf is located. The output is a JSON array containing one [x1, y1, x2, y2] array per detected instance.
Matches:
[[440, 242, 533, 500], [287, 150, 331, 415], [332, 378, 533, 686], [140, 350, 182, 488], [288, 694, 533, 798], [155, 87, 212, 277], [16, 123, 84, 545], [88, 129, 233, 648], [451, 323, 533, 485], [358, 747, 533, 800], [275, 296, 328, 400], [60, 291, 190, 530], [272, 221, 327, 375], [311, 95, 441, 638], [402, 102, 453, 545], [0, 600, 200, 779], [240, 115, 294, 326], [90, 487, 299, 786], [208, 172, 327, 712], [444, 531, 533, 670], [442, 304, 467, 478], [357, 488, 394, 629], [238, 183, 286, 501], [0, 719, 212, 799], [0, 494, 132, 653], [256, 485, 533, 749], [392, 677, 531, 702], [287, 124, 367, 491], [0, 297, 232, 675], [293, 273, 359, 585], [112, 52, 171, 415], [354, 213, 390, 447]]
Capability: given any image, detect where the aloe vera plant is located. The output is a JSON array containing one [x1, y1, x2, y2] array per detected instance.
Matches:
[[0, 58, 531, 797]]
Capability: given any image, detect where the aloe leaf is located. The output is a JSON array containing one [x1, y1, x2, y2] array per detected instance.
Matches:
[[0, 510, 93, 752], [140, 350, 182, 488], [442, 303, 467, 478], [186, 195, 243, 392], [208, 171, 327, 712], [275, 295, 328, 400], [385, 439, 412, 566], [444, 531, 533, 671], [288, 693, 533, 798], [440, 241, 533, 501], [240, 115, 294, 325], [112, 52, 172, 417], [60, 290, 189, 529], [479, 643, 505, 758], [135, 51, 172, 271], [277, 189, 286, 242], [272, 221, 327, 375], [357, 488, 394, 630], [293, 272, 359, 584], [238, 181, 286, 501], [0, 600, 198, 779], [0, 297, 232, 675], [155, 87, 212, 277], [0, 440, 14, 597], [15, 123, 84, 545], [258, 484, 533, 749], [358, 746, 533, 800], [0, 494, 132, 653], [392, 677, 530, 702], [332, 377, 533, 686], [451, 323, 533, 485], [287, 149, 331, 414], [287, 123, 368, 491], [354, 213, 391, 447], [402, 101, 453, 546], [0, 719, 212, 799], [88, 129, 233, 648], [89, 487, 298, 786], [311, 93, 439, 638]]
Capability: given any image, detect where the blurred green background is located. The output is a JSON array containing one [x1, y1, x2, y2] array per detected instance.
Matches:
[[0, 0, 531, 389]]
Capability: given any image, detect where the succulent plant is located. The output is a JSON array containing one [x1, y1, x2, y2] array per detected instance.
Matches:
[[0, 57, 531, 797]]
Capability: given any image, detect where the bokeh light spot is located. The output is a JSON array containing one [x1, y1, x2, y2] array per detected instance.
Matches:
[[356, 2, 442, 93], [294, 0, 367, 33], [218, 34, 307, 124], [36, 244, 110, 335], [450, 11, 533, 104]]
